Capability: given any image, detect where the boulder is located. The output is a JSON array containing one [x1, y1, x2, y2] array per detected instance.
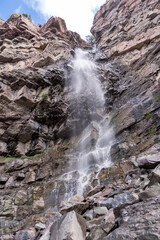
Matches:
[[87, 226, 106, 240], [39, 224, 52, 240], [136, 144, 160, 168], [33, 197, 45, 211], [152, 164, 160, 182], [5, 176, 18, 188], [87, 185, 104, 197], [103, 196, 160, 239], [93, 207, 108, 218], [86, 188, 112, 204], [0, 175, 9, 184], [15, 190, 28, 205], [35, 222, 46, 230], [15, 228, 36, 240], [98, 198, 114, 209], [101, 209, 115, 234], [86, 216, 104, 230], [112, 192, 139, 217], [112, 192, 139, 208], [83, 209, 94, 221], [39, 213, 62, 240], [60, 195, 89, 215], [139, 184, 160, 201], [26, 170, 36, 183], [50, 211, 86, 240]]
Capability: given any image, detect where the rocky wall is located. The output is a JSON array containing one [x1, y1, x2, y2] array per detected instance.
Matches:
[[91, 0, 160, 161], [1, 143, 160, 238], [0, 14, 89, 157], [0, 147, 72, 235]]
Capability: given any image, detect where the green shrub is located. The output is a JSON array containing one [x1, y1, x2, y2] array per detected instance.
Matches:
[[85, 35, 96, 46], [150, 129, 156, 135], [63, 142, 70, 147], [145, 112, 154, 120], [0, 153, 44, 163], [154, 95, 160, 102], [41, 92, 49, 100], [22, 13, 28, 18], [0, 157, 16, 163]]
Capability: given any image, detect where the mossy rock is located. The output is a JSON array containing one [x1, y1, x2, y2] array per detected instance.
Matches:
[[98, 164, 125, 186]]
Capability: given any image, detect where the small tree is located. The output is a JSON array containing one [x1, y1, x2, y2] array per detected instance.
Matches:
[[85, 35, 96, 46], [22, 13, 28, 18]]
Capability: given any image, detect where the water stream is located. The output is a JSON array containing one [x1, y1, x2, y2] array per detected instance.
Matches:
[[51, 49, 115, 209]]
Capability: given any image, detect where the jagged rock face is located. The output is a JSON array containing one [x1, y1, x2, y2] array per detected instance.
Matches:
[[0, 66, 68, 156], [92, 0, 160, 159], [0, 14, 89, 156], [91, 0, 160, 59], [0, 14, 89, 71], [104, 196, 160, 240], [0, 149, 72, 235]]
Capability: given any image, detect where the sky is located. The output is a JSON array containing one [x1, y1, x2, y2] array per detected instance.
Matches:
[[0, 0, 106, 39]]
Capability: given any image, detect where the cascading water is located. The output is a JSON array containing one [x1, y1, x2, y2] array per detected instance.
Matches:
[[51, 48, 115, 209], [69, 49, 115, 194]]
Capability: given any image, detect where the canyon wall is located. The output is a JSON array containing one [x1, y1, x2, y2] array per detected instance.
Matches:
[[91, 0, 160, 160], [0, 0, 160, 239], [0, 14, 89, 157]]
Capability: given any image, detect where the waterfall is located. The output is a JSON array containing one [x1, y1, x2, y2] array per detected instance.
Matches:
[[51, 49, 115, 209], [69, 49, 115, 194], [71, 49, 105, 107]]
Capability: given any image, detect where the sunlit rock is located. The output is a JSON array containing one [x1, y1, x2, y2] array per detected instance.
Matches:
[[50, 211, 86, 240]]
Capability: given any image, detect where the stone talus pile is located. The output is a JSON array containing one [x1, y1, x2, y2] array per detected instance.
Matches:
[[1, 151, 159, 239]]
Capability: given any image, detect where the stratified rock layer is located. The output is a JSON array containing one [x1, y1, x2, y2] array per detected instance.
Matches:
[[92, 0, 160, 159], [0, 14, 89, 156], [0, 14, 88, 71]]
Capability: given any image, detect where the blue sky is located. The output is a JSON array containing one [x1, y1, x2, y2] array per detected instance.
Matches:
[[0, 0, 46, 25], [0, 0, 106, 38]]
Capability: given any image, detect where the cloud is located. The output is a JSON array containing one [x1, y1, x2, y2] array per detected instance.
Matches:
[[15, 5, 22, 14], [23, 0, 106, 38]]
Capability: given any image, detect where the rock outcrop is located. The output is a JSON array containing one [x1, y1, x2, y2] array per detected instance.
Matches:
[[0, 14, 89, 156], [0, 14, 89, 71], [50, 211, 86, 240], [91, 0, 160, 159]]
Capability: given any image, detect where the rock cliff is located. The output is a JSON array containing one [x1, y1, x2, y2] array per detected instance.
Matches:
[[0, 14, 89, 156], [0, 14, 88, 70], [91, 0, 160, 159], [0, 0, 160, 239]]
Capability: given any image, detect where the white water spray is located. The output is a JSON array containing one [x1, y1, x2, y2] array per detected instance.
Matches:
[[70, 49, 115, 194], [51, 49, 115, 208], [71, 49, 105, 107]]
